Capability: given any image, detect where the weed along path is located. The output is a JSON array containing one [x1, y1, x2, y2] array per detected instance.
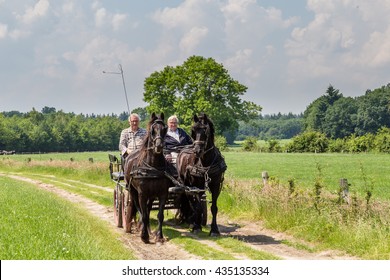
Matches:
[[2, 173, 357, 260]]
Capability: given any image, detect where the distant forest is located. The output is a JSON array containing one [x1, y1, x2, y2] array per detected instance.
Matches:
[[1, 83, 390, 153], [238, 83, 390, 141], [237, 112, 303, 140], [0, 107, 126, 153]]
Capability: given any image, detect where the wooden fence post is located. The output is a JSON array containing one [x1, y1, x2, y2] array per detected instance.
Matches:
[[262, 171, 269, 187], [339, 178, 350, 203]]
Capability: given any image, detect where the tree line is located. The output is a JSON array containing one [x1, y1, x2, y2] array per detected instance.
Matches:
[[237, 83, 390, 142], [0, 107, 127, 153], [303, 84, 390, 139], [237, 113, 303, 140]]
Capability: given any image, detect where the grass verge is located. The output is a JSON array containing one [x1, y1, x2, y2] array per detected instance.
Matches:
[[0, 176, 135, 260], [218, 178, 390, 259]]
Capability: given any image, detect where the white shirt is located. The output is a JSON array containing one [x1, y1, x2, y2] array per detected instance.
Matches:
[[167, 129, 180, 142]]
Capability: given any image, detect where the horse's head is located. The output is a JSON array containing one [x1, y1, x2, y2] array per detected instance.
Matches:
[[191, 113, 215, 157], [147, 112, 167, 154]]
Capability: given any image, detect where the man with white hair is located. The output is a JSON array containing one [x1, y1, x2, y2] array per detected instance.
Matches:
[[119, 113, 147, 157]]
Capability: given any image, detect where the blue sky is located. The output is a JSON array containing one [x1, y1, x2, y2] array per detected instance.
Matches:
[[1, 0, 390, 115]]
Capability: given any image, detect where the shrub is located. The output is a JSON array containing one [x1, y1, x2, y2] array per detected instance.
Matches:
[[328, 138, 347, 153], [346, 133, 375, 153], [267, 139, 282, 153], [286, 131, 328, 153], [242, 136, 259, 151], [215, 135, 228, 151], [374, 127, 390, 153]]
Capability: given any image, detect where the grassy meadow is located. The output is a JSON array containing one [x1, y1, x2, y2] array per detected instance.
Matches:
[[1, 150, 390, 259], [223, 152, 390, 200]]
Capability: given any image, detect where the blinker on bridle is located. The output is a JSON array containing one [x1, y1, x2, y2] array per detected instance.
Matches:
[[193, 123, 213, 154]]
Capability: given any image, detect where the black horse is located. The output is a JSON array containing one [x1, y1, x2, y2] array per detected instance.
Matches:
[[176, 113, 227, 236], [123, 113, 173, 243]]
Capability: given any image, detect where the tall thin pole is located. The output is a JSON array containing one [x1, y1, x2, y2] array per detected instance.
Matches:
[[103, 64, 131, 116], [118, 64, 131, 116]]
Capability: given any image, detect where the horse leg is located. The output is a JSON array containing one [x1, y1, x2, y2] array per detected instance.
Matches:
[[129, 186, 141, 233], [177, 193, 192, 224], [146, 198, 154, 236], [138, 194, 150, 243], [155, 195, 167, 243], [189, 195, 203, 233], [209, 188, 221, 236]]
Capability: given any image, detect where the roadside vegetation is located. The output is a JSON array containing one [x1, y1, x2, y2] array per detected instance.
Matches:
[[0, 176, 135, 260]]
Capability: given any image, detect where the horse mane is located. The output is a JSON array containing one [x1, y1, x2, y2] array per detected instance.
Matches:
[[138, 112, 165, 162]]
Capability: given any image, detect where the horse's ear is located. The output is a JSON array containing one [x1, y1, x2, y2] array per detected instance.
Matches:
[[202, 113, 208, 123], [151, 112, 156, 120], [160, 112, 164, 121], [193, 114, 199, 123]]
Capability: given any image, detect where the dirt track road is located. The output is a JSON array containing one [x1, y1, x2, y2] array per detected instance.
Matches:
[[3, 174, 357, 260]]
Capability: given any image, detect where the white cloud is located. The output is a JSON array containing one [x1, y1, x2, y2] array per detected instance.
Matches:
[[93, 5, 128, 31], [179, 26, 208, 55], [18, 0, 50, 24], [221, 0, 298, 51], [62, 2, 74, 14], [0, 23, 7, 38], [39, 55, 62, 78], [95, 7, 106, 27], [355, 28, 390, 67], [225, 48, 253, 69], [152, 0, 205, 29], [285, 0, 390, 84], [8, 28, 30, 40], [112, 13, 127, 31]]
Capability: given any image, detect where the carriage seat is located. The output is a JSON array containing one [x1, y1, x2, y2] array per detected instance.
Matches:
[[108, 154, 124, 181]]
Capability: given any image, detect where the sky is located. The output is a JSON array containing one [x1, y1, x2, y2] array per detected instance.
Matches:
[[1, 0, 390, 116]]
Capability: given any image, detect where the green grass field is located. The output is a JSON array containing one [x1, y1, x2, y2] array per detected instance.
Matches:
[[223, 152, 390, 200]]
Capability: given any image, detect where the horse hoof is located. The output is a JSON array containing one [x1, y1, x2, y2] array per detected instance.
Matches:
[[141, 237, 150, 244], [155, 237, 166, 244], [209, 232, 220, 237], [192, 228, 202, 234]]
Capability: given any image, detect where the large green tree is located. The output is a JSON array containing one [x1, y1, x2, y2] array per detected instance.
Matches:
[[322, 97, 358, 139], [303, 84, 342, 132], [143, 55, 262, 142], [355, 86, 390, 135]]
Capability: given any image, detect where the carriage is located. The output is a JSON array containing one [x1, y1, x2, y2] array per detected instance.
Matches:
[[109, 113, 226, 243]]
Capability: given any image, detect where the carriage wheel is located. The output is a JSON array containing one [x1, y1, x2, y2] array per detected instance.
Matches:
[[201, 199, 208, 226], [113, 186, 123, 228], [122, 191, 131, 233]]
